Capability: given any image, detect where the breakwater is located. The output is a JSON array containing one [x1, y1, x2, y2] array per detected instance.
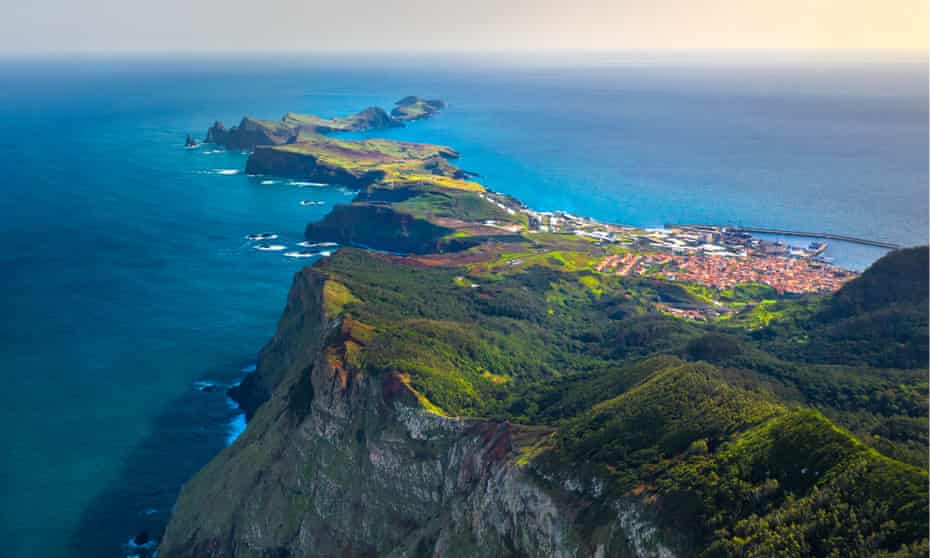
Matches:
[[669, 224, 901, 250]]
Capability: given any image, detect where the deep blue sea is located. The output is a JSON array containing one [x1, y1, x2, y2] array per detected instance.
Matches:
[[0, 54, 926, 558]]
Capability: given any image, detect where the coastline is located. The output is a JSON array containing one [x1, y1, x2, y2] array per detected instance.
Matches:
[[159, 107, 930, 557], [167, 97, 910, 555], [3, 57, 926, 558], [209, 99, 869, 294], [210, 98, 870, 419], [71, 358, 259, 558]]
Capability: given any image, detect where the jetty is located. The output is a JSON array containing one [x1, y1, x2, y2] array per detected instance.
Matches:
[[667, 224, 901, 250]]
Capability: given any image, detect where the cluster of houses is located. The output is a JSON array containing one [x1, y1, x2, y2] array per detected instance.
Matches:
[[471, 190, 859, 320], [596, 250, 855, 295], [662, 253, 855, 294], [478, 190, 852, 295]]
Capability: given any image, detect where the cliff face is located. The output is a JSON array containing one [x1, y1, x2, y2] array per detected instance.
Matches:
[[159, 269, 680, 558], [245, 147, 386, 187], [228, 269, 327, 419], [304, 204, 468, 255]]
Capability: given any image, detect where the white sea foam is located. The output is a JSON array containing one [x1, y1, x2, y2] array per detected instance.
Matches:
[[193, 167, 240, 174], [245, 233, 278, 241], [289, 181, 329, 187], [226, 392, 247, 446], [319, 251, 332, 257], [298, 241, 338, 248], [226, 412, 246, 446], [192, 380, 216, 391], [260, 180, 278, 185], [254, 244, 286, 251], [299, 200, 325, 206], [283, 250, 317, 258], [125, 536, 157, 551]]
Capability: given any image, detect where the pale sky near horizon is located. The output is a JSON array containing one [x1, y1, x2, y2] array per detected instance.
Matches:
[[3, 0, 927, 54]]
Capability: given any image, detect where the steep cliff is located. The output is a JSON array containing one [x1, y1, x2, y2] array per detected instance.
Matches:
[[304, 204, 471, 255], [160, 264, 680, 558], [245, 146, 387, 187], [161, 246, 928, 558], [242, 134, 476, 194], [227, 269, 328, 419]]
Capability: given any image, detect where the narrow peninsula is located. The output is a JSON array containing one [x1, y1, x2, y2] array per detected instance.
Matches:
[[205, 96, 445, 151]]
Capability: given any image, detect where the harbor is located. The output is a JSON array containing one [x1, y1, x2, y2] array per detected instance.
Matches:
[[469, 191, 865, 298], [668, 224, 901, 250]]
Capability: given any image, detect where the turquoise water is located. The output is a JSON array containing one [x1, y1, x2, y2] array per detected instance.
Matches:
[[0, 54, 926, 557]]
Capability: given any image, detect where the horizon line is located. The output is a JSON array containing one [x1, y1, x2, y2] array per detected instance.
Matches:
[[1, 46, 927, 57], [0, 48, 926, 68]]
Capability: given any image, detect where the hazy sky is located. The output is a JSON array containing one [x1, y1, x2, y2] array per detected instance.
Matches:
[[3, 0, 927, 53]]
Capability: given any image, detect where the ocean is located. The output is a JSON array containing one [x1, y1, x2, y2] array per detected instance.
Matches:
[[0, 53, 926, 558]]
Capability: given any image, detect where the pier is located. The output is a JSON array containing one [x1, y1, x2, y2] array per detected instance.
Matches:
[[667, 224, 901, 250]]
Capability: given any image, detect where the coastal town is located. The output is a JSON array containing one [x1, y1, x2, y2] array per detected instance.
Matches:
[[479, 189, 861, 297], [594, 251, 856, 294]]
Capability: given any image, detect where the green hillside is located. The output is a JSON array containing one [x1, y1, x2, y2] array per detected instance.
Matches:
[[301, 244, 929, 556]]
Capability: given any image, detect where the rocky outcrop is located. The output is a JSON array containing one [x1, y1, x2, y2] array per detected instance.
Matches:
[[206, 118, 297, 151], [392, 96, 446, 121], [204, 121, 227, 144], [352, 107, 403, 130], [159, 269, 681, 558]]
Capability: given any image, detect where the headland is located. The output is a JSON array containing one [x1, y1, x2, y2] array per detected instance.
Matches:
[[157, 97, 929, 558]]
